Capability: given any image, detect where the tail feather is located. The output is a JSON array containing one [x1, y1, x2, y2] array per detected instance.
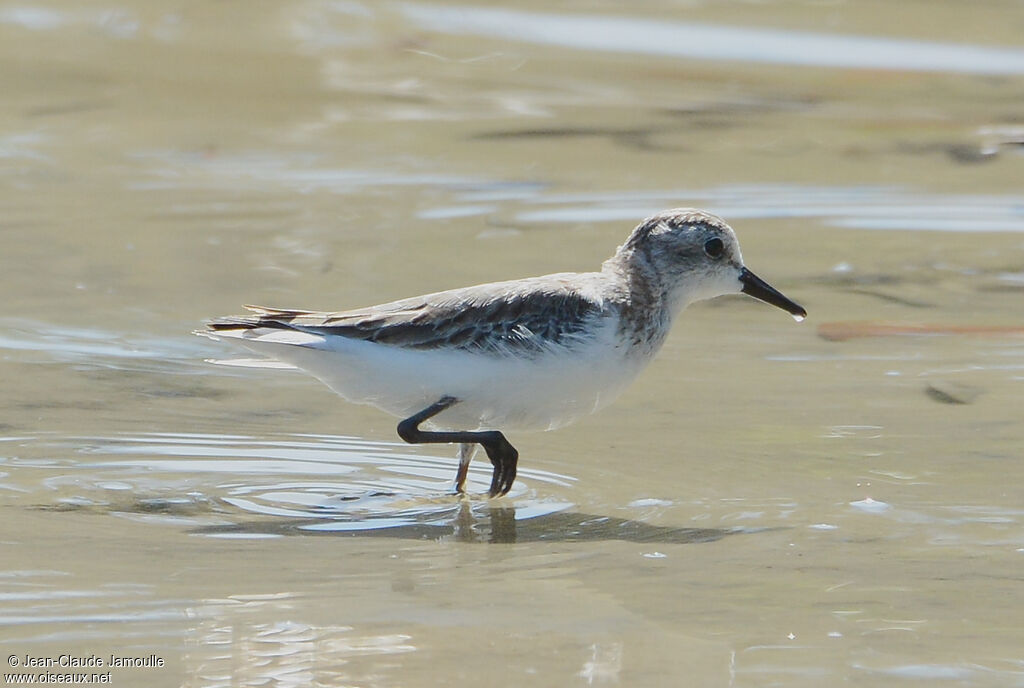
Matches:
[[242, 304, 321, 317], [205, 316, 282, 332], [205, 305, 317, 332]]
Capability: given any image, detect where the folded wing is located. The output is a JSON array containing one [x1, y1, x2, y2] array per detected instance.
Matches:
[[206, 278, 603, 357]]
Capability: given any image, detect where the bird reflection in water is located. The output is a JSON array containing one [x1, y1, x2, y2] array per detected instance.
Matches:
[[194, 500, 754, 545]]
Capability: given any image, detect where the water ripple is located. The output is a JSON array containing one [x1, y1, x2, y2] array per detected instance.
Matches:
[[15, 432, 577, 534], [6, 433, 751, 544]]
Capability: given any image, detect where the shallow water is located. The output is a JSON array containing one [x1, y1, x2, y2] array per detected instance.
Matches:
[[2, 1, 1024, 686]]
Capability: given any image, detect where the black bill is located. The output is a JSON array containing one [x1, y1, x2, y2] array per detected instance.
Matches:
[[739, 267, 807, 319]]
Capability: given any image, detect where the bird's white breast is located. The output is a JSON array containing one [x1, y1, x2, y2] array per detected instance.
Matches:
[[222, 316, 652, 432]]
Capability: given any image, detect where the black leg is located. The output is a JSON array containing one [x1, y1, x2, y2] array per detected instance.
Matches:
[[397, 396, 519, 497]]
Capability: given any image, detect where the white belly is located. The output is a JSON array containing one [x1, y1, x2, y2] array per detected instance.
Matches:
[[219, 322, 650, 432]]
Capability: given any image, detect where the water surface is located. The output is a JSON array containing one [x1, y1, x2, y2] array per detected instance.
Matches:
[[2, 1, 1023, 686]]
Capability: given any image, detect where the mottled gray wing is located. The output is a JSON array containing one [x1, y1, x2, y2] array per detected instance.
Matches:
[[208, 279, 603, 356]]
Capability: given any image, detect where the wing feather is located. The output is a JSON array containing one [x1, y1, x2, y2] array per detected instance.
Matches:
[[206, 277, 603, 356]]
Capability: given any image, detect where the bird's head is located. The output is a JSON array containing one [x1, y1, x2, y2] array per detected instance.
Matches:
[[610, 208, 806, 319]]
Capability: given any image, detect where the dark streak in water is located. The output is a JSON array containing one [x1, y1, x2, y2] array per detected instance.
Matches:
[[471, 125, 689, 152], [845, 287, 935, 309], [660, 96, 820, 120], [893, 141, 999, 165]]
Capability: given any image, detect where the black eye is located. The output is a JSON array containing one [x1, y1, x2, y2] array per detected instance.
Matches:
[[703, 237, 724, 259]]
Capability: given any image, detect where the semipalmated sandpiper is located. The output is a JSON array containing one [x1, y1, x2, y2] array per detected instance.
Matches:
[[201, 209, 806, 496]]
